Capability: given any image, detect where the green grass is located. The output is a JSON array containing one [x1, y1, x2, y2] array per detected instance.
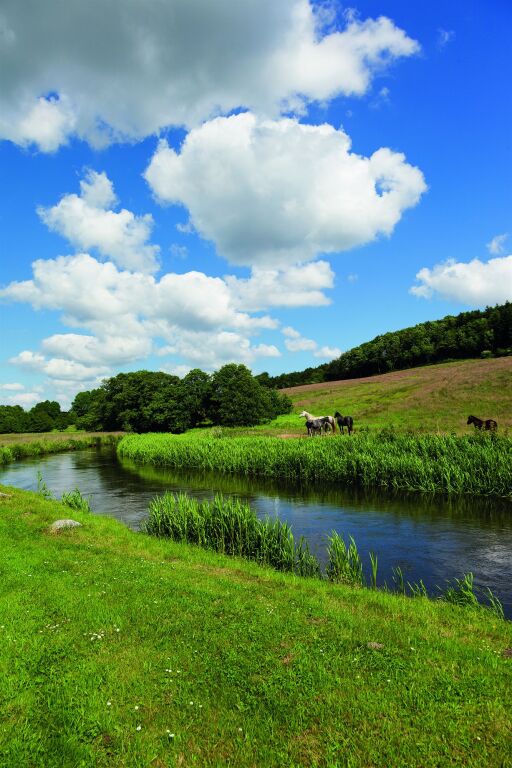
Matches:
[[1, 485, 511, 767], [118, 429, 512, 499], [0, 433, 121, 465], [280, 357, 512, 435]]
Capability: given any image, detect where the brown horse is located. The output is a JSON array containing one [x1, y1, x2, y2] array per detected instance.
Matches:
[[467, 415, 498, 431]]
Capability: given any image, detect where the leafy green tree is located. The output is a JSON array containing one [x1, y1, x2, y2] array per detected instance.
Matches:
[[71, 389, 106, 431], [182, 369, 211, 426], [207, 364, 271, 426], [28, 400, 62, 432], [0, 405, 29, 433]]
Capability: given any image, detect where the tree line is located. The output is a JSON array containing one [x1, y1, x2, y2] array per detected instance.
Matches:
[[259, 302, 512, 389], [0, 364, 292, 434], [0, 400, 72, 434]]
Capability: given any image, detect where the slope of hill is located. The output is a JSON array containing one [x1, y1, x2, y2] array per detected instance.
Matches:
[[280, 357, 512, 434], [263, 302, 512, 389]]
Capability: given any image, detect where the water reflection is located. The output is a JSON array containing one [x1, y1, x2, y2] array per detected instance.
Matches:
[[1, 447, 511, 616]]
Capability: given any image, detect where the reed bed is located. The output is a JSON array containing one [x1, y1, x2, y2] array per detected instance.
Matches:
[[118, 430, 512, 498], [144, 491, 505, 617], [144, 492, 320, 577], [0, 434, 121, 465]]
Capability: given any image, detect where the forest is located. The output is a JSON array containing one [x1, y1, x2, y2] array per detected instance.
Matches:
[[260, 302, 512, 389]]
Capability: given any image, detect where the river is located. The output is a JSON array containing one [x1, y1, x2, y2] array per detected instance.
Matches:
[[1, 446, 511, 616]]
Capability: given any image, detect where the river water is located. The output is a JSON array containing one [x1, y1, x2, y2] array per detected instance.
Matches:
[[1, 446, 511, 616]]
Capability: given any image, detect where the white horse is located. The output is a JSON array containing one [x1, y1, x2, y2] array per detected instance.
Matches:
[[299, 410, 336, 435]]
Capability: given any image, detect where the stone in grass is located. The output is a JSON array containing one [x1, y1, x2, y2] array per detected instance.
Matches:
[[49, 519, 83, 533], [0, 492, 12, 498], [367, 642, 384, 650]]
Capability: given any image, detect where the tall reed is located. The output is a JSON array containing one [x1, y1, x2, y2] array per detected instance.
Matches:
[[144, 492, 321, 578], [118, 430, 512, 498]]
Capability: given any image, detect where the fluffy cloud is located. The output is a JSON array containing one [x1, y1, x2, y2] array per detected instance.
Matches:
[[282, 327, 341, 359], [2, 391, 41, 408], [0, 253, 277, 334], [0, 95, 77, 152], [0, 1, 418, 150], [314, 345, 342, 359], [0, 382, 24, 391], [410, 255, 512, 305], [156, 330, 280, 370], [38, 171, 160, 273], [0, 253, 288, 381], [9, 350, 109, 381], [226, 261, 335, 311], [146, 114, 426, 268], [41, 333, 152, 367]]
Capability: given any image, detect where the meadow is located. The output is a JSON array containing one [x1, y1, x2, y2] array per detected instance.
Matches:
[[1, 485, 511, 767], [118, 429, 512, 499], [279, 357, 512, 435]]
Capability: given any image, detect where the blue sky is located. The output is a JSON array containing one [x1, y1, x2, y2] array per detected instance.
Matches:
[[1, 0, 511, 409]]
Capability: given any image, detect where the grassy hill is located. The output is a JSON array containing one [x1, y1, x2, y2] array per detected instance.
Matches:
[[275, 358, 512, 435]]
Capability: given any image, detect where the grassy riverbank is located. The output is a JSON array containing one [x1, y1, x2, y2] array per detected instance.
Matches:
[[118, 430, 512, 498], [1, 485, 511, 767], [0, 432, 122, 465]]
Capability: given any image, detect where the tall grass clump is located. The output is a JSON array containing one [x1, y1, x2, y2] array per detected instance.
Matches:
[[439, 573, 504, 618], [118, 430, 512, 498], [326, 532, 364, 586], [144, 492, 321, 578], [60, 488, 92, 514]]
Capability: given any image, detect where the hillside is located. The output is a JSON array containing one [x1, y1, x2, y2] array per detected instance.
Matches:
[[280, 357, 512, 434], [263, 302, 512, 389]]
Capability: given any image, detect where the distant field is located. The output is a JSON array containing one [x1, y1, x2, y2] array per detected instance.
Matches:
[[279, 357, 512, 435], [0, 431, 123, 445]]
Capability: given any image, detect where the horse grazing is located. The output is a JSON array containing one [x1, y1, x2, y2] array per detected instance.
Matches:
[[334, 411, 354, 435], [467, 415, 498, 431], [299, 410, 336, 435]]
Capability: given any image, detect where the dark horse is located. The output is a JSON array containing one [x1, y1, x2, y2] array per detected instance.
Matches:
[[467, 415, 498, 431], [334, 411, 353, 435]]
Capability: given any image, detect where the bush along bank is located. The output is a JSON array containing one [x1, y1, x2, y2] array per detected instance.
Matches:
[[118, 430, 512, 499], [0, 433, 121, 465], [145, 492, 505, 619]]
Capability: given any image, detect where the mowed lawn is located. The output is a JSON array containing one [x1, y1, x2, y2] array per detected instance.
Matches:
[[1, 486, 511, 767], [275, 357, 512, 435]]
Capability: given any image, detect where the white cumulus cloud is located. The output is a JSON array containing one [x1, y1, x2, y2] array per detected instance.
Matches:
[[0, 0, 419, 150], [226, 261, 335, 311], [410, 255, 512, 305], [3, 391, 41, 408], [282, 326, 340, 359], [145, 114, 426, 268], [38, 170, 160, 273]]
